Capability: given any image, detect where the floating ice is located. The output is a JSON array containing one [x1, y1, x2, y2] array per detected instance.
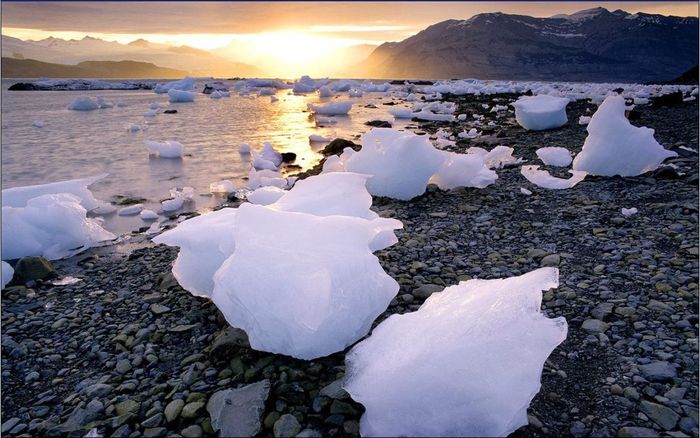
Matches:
[[247, 169, 288, 190], [161, 187, 194, 212], [260, 142, 282, 166], [144, 140, 184, 158], [247, 186, 286, 205], [2, 194, 116, 260], [118, 204, 144, 216], [209, 180, 236, 194], [2, 174, 109, 212], [318, 86, 334, 98], [168, 89, 196, 103], [578, 115, 591, 125], [308, 101, 352, 116], [293, 76, 327, 94], [210, 203, 400, 359], [536, 147, 573, 167], [154, 77, 196, 94], [572, 95, 677, 176], [239, 143, 251, 154], [140, 209, 159, 220], [315, 116, 338, 127], [621, 207, 638, 216], [412, 110, 455, 122], [309, 134, 331, 143], [143, 110, 157, 118], [96, 96, 113, 109], [252, 156, 278, 171], [344, 268, 568, 438], [126, 123, 141, 133], [210, 90, 230, 99], [349, 89, 364, 98], [32, 120, 44, 128], [388, 108, 414, 119], [521, 165, 587, 189], [149, 102, 161, 110], [430, 152, 497, 190], [511, 95, 569, 130], [67, 95, 99, 111], [2, 261, 13, 288], [520, 187, 533, 195]]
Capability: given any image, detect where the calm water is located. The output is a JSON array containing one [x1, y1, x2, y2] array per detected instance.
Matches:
[[1, 79, 411, 234]]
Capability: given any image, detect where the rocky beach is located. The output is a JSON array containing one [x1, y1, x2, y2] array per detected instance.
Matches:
[[2, 93, 698, 438]]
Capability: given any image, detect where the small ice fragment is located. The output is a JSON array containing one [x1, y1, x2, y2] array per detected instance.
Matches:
[[247, 186, 287, 205], [239, 143, 251, 154], [118, 204, 144, 216], [520, 165, 587, 189], [144, 140, 184, 158], [536, 147, 573, 167], [140, 209, 159, 220], [210, 180, 236, 194], [621, 207, 638, 216], [520, 187, 532, 195], [32, 120, 44, 128]]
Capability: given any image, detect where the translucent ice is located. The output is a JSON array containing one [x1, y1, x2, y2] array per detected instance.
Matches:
[[168, 89, 196, 103], [536, 147, 573, 167], [344, 268, 568, 437], [521, 165, 587, 189], [2, 174, 108, 212], [247, 186, 286, 205], [209, 180, 236, 194], [67, 95, 99, 111], [144, 140, 184, 158], [154, 77, 196, 94], [511, 95, 569, 130], [430, 152, 497, 190], [2, 261, 13, 288], [572, 95, 677, 176], [308, 101, 353, 115]]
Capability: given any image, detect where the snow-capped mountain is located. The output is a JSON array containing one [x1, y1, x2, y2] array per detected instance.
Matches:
[[354, 7, 698, 82], [2, 35, 266, 78]]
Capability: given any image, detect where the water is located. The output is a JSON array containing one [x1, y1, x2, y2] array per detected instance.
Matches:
[[1, 79, 411, 235]]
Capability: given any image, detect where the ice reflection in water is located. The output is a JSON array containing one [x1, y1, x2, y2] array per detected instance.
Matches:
[[1, 79, 412, 235]]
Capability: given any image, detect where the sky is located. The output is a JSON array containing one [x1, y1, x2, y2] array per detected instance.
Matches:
[[2, 1, 698, 76]]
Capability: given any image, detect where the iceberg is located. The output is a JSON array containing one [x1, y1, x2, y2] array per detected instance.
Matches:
[[536, 147, 573, 167], [2, 174, 108, 212], [430, 152, 497, 190], [247, 186, 287, 205], [168, 89, 196, 103], [210, 203, 400, 360], [2, 261, 13, 288], [308, 101, 353, 116], [318, 86, 334, 98], [67, 95, 99, 111], [2, 194, 115, 260], [572, 95, 677, 176], [144, 140, 184, 158], [154, 77, 196, 94], [521, 165, 587, 189], [344, 268, 568, 437], [511, 95, 569, 130]]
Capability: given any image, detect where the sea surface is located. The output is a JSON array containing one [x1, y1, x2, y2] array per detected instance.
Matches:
[[1, 79, 411, 235]]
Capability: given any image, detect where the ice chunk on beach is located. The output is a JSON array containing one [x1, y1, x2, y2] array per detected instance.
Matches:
[[388, 108, 414, 119], [168, 89, 196, 103], [520, 187, 532, 195], [2, 194, 116, 260], [315, 116, 338, 127], [32, 120, 44, 128], [260, 142, 282, 167], [2, 174, 108, 212], [154, 77, 196, 94], [209, 180, 236, 194], [247, 169, 288, 190], [140, 209, 159, 220], [578, 116, 591, 125], [309, 134, 331, 143], [308, 101, 352, 116], [536, 147, 573, 167], [153, 208, 239, 297], [344, 268, 568, 437], [511, 95, 569, 130], [342, 129, 445, 200], [144, 140, 184, 158], [2, 261, 13, 288], [67, 95, 99, 111], [521, 165, 587, 189], [210, 203, 400, 359], [118, 204, 144, 216], [247, 186, 286, 205], [621, 207, 638, 216], [572, 95, 677, 176], [252, 156, 278, 171], [161, 187, 194, 212], [430, 152, 497, 190]]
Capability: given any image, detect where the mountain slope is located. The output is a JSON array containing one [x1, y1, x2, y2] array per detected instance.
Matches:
[[2, 35, 266, 78], [354, 8, 699, 82], [2, 58, 188, 79]]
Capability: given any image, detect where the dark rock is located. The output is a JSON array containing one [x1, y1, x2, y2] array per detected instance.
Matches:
[[651, 91, 684, 107], [207, 380, 270, 437], [321, 139, 361, 156], [626, 109, 642, 121], [210, 327, 249, 360], [13, 256, 56, 283], [653, 166, 681, 180], [163, 109, 178, 114], [281, 152, 297, 163], [639, 361, 677, 382], [365, 120, 392, 128]]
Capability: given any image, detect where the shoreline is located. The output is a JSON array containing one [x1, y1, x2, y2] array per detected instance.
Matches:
[[2, 96, 698, 437]]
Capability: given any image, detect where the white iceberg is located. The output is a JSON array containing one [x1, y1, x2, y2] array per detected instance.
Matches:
[[67, 95, 99, 111], [260, 142, 283, 167], [536, 147, 573, 167], [388, 108, 414, 119], [2, 194, 115, 260], [209, 180, 236, 194], [154, 77, 196, 94], [168, 89, 196, 103], [309, 134, 331, 143], [572, 95, 677, 176], [511, 95, 569, 130], [308, 101, 352, 116], [2, 261, 13, 288], [2, 174, 108, 211], [521, 165, 587, 189], [344, 268, 568, 437], [621, 207, 638, 216], [430, 152, 497, 190], [210, 203, 400, 360], [315, 116, 338, 127], [144, 140, 184, 158], [247, 186, 286, 205], [349, 88, 364, 98], [140, 209, 159, 220]]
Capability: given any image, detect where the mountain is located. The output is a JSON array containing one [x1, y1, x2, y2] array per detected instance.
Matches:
[[353, 7, 699, 82], [2, 35, 266, 78], [2, 57, 188, 79]]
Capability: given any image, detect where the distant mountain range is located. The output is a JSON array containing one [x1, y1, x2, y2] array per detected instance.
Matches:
[[2, 57, 187, 79], [353, 7, 699, 82], [2, 35, 265, 78]]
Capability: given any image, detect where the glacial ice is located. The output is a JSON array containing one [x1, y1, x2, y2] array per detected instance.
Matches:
[[536, 147, 573, 167], [247, 169, 288, 190], [309, 134, 331, 143], [32, 120, 44, 128], [154, 77, 196, 94], [621, 207, 638, 216], [2, 174, 108, 212], [210, 203, 400, 360], [344, 268, 568, 437], [209, 180, 236, 194], [140, 209, 159, 220], [67, 95, 99, 111], [118, 204, 144, 216], [521, 165, 587, 189], [308, 101, 353, 116], [388, 108, 414, 119], [2, 261, 13, 288], [247, 186, 287, 205], [161, 187, 194, 212], [318, 86, 334, 97], [168, 89, 196, 103], [2, 194, 116, 260], [239, 143, 251, 154], [143, 110, 157, 118], [572, 95, 677, 176], [144, 140, 184, 158], [578, 115, 591, 125], [260, 142, 283, 167], [511, 95, 569, 130], [430, 152, 497, 190]]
